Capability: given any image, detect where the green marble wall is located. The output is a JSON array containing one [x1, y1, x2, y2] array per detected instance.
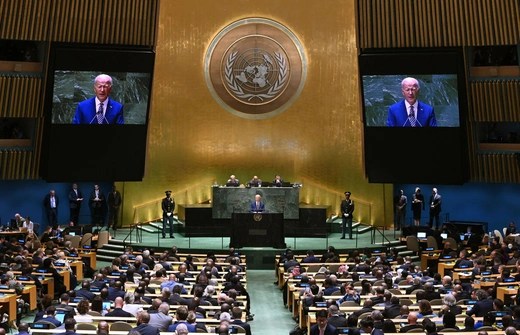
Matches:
[[51, 71, 151, 124]]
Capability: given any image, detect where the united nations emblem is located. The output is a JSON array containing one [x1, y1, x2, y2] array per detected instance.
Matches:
[[205, 18, 307, 119], [253, 214, 262, 221]]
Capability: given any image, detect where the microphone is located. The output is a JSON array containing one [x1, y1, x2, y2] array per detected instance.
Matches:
[[89, 111, 101, 125]]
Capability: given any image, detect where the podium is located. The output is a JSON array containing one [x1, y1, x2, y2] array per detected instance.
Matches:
[[230, 213, 285, 248]]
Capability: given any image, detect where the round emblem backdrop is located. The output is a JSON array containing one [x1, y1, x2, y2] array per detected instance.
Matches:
[[205, 18, 307, 119]]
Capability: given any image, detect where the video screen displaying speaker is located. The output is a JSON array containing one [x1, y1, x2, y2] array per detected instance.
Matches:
[[359, 48, 469, 184], [40, 43, 155, 182]]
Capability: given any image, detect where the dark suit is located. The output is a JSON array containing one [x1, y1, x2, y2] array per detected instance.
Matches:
[[106, 307, 133, 317], [309, 323, 336, 335], [75, 289, 95, 302], [424, 291, 441, 301], [328, 315, 347, 328], [107, 190, 122, 230], [43, 193, 59, 228], [68, 188, 83, 225], [383, 304, 402, 319], [399, 324, 423, 333], [89, 189, 105, 225], [230, 319, 252, 335], [133, 323, 160, 335], [340, 198, 355, 239], [386, 100, 437, 127], [302, 256, 321, 263], [162, 196, 175, 238], [72, 97, 124, 124], [272, 179, 284, 187], [429, 193, 442, 229], [395, 194, 407, 230], [467, 297, 494, 317], [249, 201, 265, 213], [411, 193, 425, 220]]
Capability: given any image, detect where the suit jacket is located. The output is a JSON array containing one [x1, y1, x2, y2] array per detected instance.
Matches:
[[399, 324, 423, 333], [327, 315, 347, 328], [89, 190, 105, 209], [148, 312, 173, 332], [429, 193, 442, 215], [424, 291, 441, 301], [75, 289, 95, 302], [386, 100, 437, 127], [43, 194, 59, 213], [467, 297, 494, 317], [383, 304, 402, 319], [107, 190, 121, 208], [106, 307, 133, 317], [72, 97, 124, 124], [133, 323, 160, 335], [310, 323, 336, 335], [272, 179, 284, 187], [68, 189, 83, 209], [302, 256, 321, 263], [249, 201, 265, 213], [230, 319, 252, 335]]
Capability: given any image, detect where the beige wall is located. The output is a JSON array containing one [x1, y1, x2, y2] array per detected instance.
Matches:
[[118, 0, 394, 227]]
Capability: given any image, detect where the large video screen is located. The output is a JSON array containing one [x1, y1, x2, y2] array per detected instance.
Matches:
[[40, 44, 155, 182], [359, 48, 469, 184], [363, 74, 459, 127], [52, 71, 150, 125]]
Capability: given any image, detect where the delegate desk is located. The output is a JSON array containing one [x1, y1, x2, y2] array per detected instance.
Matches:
[[213, 186, 300, 219], [231, 213, 284, 248]]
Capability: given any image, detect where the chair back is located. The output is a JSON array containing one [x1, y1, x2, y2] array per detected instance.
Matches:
[[110, 321, 133, 331], [80, 233, 93, 247], [406, 236, 420, 254], [494, 230, 504, 244], [429, 298, 443, 305], [77, 324, 97, 330], [87, 311, 102, 316], [97, 231, 109, 249], [426, 236, 438, 250], [444, 237, 457, 250], [230, 325, 247, 334], [69, 235, 81, 248], [400, 298, 413, 306]]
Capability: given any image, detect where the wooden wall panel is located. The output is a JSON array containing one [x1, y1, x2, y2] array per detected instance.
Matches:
[[0, 75, 42, 118], [357, 0, 520, 48], [469, 80, 520, 122], [0, 0, 157, 45]]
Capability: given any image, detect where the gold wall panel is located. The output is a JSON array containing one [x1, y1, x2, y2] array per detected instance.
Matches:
[[120, 0, 394, 227], [0, 75, 42, 118], [357, 0, 520, 48]]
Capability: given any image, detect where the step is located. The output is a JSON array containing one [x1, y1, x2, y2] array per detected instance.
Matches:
[[137, 225, 155, 234], [149, 222, 163, 230], [100, 243, 125, 251], [357, 226, 373, 234], [97, 249, 123, 257]]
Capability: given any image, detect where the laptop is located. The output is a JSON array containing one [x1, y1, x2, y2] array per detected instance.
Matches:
[[460, 234, 465, 241], [417, 232, 427, 239], [68, 231, 76, 237], [440, 233, 448, 239], [55, 311, 67, 323]]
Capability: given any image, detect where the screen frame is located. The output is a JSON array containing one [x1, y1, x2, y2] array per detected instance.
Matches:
[[40, 43, 155, 182], [358, 47, 469, 185]]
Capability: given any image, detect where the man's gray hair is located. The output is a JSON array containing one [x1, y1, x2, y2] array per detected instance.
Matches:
[[94, 74, 113, 86], [124, 292, 135, 304], [505, 327, 516, 335], [158, 302, 170, 315], [142, 250, 150, 258]]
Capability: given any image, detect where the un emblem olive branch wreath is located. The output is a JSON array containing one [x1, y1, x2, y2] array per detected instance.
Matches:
[[225, 50, 288, 102]]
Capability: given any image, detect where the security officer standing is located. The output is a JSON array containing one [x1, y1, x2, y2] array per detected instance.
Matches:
[[162, 190, 175, 238], [340, 191, 355, 239]]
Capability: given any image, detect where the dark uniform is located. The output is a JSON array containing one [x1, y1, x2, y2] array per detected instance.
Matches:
[[107, 186, 122, 231], [340, 191, 355, 239], [162, 190, 175, 238]]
